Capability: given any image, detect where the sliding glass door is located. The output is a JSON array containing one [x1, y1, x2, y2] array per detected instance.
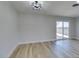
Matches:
[[56, 21, 69, 39]]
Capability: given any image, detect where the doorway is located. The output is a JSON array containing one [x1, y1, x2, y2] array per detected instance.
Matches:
[[56, 21, 69, 39]]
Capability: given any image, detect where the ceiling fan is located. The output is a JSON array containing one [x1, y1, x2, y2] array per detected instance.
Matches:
[[31, 1, 42, 10], [72, 1, 79, 7]]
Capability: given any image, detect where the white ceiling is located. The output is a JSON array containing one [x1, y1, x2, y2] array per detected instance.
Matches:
[[10, 1, 79, 17]]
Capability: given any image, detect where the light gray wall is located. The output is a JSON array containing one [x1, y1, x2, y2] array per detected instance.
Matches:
[[0, 2, 19, 57], [76, 17, 79, 39], [18, 14, 56, 43], [18, 14, 76, 43], [69, 18, 76, 39]]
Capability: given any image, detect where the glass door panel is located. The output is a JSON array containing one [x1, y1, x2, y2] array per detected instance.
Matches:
[[56, 21, 69, 40], [63, 22, 69, 39], [56, 21, 63, 39]]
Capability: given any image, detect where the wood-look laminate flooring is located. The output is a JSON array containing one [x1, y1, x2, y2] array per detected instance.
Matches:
[[9, 39, 79, 58]]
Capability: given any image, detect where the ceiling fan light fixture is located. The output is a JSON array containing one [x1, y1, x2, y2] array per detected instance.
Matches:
[[31, 1, 42, 10]]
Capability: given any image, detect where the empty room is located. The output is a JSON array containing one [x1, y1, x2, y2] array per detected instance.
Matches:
[[0, 1, 79, 58]]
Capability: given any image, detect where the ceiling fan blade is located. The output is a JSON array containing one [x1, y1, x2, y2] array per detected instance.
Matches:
[[72, 4, 79, 7]]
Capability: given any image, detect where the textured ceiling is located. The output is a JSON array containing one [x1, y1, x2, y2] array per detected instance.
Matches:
[[10, 1, 79, 17]]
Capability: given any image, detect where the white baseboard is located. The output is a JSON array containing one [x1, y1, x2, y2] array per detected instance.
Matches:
[[18, 39, 56, 45], [74, 37, 79, 40]]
